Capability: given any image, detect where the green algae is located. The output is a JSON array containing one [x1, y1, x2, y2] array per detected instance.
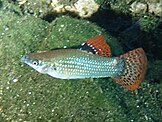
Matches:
[[45, 15, 122, 55], [0, 4, 125, 122], [1, 0, 162, 122], [137, 14, 160, 32], [17, 0, 52, 18]]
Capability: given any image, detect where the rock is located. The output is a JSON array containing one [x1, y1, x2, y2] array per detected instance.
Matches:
[[130, 1, 162, 16], [16, 0, 99, 18]]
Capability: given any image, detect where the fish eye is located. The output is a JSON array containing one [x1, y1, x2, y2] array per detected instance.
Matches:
[[32, 60, 39, 66]]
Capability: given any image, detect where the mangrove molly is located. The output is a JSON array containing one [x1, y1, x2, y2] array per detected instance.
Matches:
[[21, 35, 147, 91]]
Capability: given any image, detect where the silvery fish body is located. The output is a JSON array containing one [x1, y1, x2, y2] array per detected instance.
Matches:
[[21, 49, 125, 79], [21, 35, 147, 91]]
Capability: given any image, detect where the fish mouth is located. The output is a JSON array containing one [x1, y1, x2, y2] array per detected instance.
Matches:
[[20, 55, 29, 63]]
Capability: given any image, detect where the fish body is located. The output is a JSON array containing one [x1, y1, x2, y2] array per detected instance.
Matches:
[[21, 49, 125, 79], [21, 35, 147, 91]]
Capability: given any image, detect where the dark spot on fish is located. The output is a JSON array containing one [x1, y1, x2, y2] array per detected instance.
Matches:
[[54, 67, 57, 70], [80, 43, 97, 54], [53, 64, 57, 71], [32, 59, 39, 66]]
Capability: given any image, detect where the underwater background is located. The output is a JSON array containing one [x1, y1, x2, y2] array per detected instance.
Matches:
[[0, 0, 162, 121]]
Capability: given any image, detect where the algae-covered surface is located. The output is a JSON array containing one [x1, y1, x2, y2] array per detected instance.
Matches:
[[0, 0, 162, 122]]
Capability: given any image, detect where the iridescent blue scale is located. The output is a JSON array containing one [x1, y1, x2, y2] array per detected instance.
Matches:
[[49, 50, 125, 79]]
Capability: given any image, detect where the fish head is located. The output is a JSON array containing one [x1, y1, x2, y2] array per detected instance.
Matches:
[[21, 55, 50, 74]]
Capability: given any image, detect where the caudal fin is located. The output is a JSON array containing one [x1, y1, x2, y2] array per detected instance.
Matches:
[[113, 48, 147, 91]]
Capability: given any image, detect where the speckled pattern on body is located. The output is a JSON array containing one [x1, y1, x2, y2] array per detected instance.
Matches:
[[22, 49, 125, 79]]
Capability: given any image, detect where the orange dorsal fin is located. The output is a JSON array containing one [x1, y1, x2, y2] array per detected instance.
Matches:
[[113, 48, 147, 91], [80, 35, 111, 57]]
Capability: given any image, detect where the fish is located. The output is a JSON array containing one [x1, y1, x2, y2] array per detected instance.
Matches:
[[21, 35, 147, 91]]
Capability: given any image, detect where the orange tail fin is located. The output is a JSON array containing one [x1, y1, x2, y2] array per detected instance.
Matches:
[[113, 48, 147, 91]]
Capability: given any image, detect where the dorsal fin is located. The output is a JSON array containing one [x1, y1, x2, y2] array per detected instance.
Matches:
[[80, 35, 111, 57]]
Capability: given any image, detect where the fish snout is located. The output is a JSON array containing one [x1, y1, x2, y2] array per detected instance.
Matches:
[[20, 55, 29, 63]]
